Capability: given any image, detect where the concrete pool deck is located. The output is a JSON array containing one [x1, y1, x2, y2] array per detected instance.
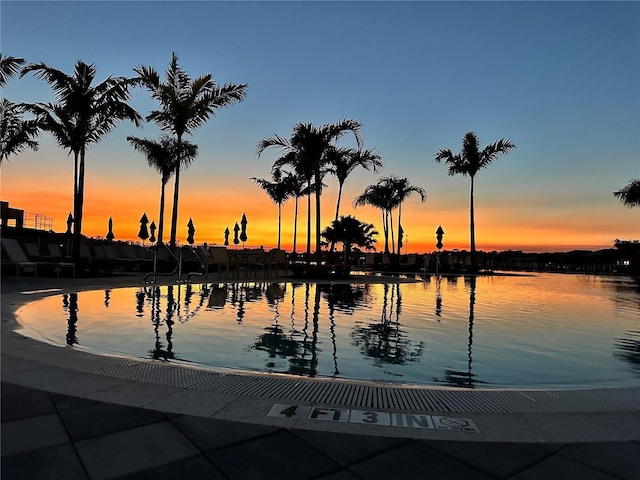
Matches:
[[2, 272, 639, 479]]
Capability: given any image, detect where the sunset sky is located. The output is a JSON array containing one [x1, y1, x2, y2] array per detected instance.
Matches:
[[2, 1, 638, 253]]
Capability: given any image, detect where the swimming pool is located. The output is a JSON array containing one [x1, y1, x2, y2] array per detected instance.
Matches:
[[15, 273, 640, 389]]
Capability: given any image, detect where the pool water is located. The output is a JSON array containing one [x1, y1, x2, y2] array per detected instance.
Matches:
[[16, 273, 640, 389]]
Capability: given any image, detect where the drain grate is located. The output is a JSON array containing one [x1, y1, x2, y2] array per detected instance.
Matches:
[[22, 349, 638, 414]]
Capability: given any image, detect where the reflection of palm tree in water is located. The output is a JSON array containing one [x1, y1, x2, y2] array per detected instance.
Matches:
[[64, 293, 79, 345], [253, 284, 299, 362], [351, 283, 424, 368], [148, 286, 176, 361], [289, 284, 320, 376], [441, 276, 484, 388]]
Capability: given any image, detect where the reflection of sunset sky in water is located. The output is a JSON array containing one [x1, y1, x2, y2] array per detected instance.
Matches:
[[16, 274, 640, 389]]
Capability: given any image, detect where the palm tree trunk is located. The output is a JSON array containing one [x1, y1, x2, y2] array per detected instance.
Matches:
[[397, 202, 402, 256], [314, 168, 322, 264], [330, 183, 344, 253], [390, 211, 395, 255], [382, 209, 389, 254], [169, 134, 182, 249], [277, 202, 282, 249], [306, 185, 311, 263], [72, 148, 86, 263], [158, 181, 166, 244], [469, 175, 476, 268], [293, 196, 299, 255]]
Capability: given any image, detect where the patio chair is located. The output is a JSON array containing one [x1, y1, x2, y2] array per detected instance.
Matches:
[[268, 249, 288, 276], [1, 238, 40, 277], [207, 246, 229, 278]]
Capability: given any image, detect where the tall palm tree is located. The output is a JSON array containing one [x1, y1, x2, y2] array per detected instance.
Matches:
[[127, 135, 198, 244], [614, 179, 640, 207], [326, 147, 382, 251], [134, 52, 247, 248], [435, 132, 515, 267], [354, 179, 396, 254], [388, 177, 426, 256], [264, 149, 315, 259], [0, 54, 39, 164], [251, 169, 292, 249], [21, 60, 142, 261], [280, 168, 306, 257], [257, 120, 363, 263]]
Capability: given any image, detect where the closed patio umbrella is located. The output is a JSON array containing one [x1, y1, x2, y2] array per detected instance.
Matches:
[[66, 213, 73, 235], [186, 218, 195, 245], [149, 221, 156, 244], [240, 213, 248, 247], [106, 217, 115, 242], [138, 213, 149, 245], [233, 222, 240, 246], [224, 227, 230, 246]]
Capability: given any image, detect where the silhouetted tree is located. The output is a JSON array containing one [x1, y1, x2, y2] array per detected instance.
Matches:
[[354, 178, 396, 254], [614, 179, 640, 207], [326, 147, 383, 250], [134, 52, 247, 248], [257, 120, 363, 264], [435, 132, 515, 267], [21, 60, 141, 261], [320, 215, 378, 256], [251, 169, 292, 249], [387, 177, 426, 256], [127, 135, 198, 245]]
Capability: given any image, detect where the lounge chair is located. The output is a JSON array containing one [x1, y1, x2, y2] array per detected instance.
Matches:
[[46, 244, 76, 277], [1, 238, 40, 277], [268, 249, 288, 276], [207, 246, 229, 278], [2, 238, 74, 277]]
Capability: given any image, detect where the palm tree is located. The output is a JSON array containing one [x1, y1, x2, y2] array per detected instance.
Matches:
[[435, 132, 515, 267], [388, 177, 426, 256], [282, 170, 306, 257], [320, 215, 378, 255], [614, 179, 640, 207], [326, 147, 383, 251], [21, 60, 142, 261], [251, 169, 293, 249], [127, 135, 198, 244], [257, 120, 363, 263], [354, 179, 396, 254], [0, 54, 39, 164], [134, 52, 247, 248]]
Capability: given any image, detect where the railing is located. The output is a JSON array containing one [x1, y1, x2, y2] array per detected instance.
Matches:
[[23, 212, 54, 231]]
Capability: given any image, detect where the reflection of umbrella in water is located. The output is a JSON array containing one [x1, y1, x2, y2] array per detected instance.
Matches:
[[138, 213, 149, 245], [240, 213, 248, 246], [187, 218, 195, 245], [233, 222, 240, 246], [224, 227, 230, 246], [149, 221, 157, 243], [106, 217, 115, 241], [66, 213, 73, 235]]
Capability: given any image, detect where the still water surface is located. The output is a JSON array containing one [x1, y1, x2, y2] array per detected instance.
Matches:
[[16, 273, 640, 389]]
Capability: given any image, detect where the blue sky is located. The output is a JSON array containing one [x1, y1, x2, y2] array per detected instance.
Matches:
[[2, 1, 639, 251]]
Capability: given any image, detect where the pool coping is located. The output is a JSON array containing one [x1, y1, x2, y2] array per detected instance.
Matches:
[[2, 273, 639, 443]]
